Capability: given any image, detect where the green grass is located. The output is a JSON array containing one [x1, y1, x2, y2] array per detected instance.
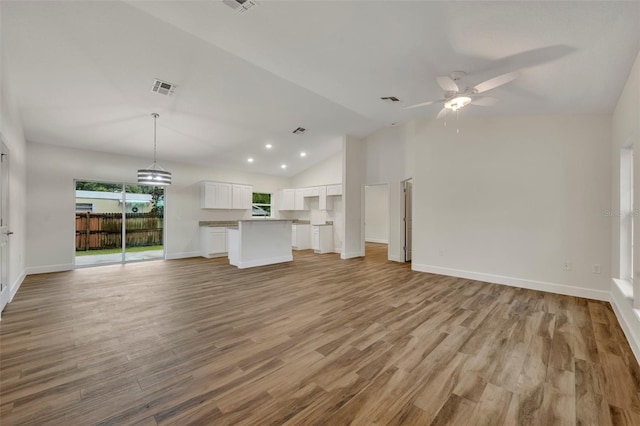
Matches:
[[75, 245, 163, 256]]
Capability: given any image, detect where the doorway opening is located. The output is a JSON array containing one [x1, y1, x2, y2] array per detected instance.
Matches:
[[402, 178, 413, 262], [364, 183, 389, 260], [74, 180, 165, 266]]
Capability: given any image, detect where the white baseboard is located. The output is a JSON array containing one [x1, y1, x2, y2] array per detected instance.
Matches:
[[341, 251, 364, 259], [9, 271, 26, 303], [388, 254, 403, 262], [610, 284, 640, 365], [365, 238, 388, 244], [166, 251, 201, 260], [232, 255, 293, 269], [25, 264, 74, 275], [412, 263, 610, 302]]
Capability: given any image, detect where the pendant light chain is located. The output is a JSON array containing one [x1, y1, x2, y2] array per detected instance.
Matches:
[[152, 112, 159, 166]]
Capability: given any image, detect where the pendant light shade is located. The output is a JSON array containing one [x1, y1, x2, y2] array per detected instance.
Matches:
[[138, 113, 172, 186]]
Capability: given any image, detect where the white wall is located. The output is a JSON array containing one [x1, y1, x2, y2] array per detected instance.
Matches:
[[1, 18, 28, 313], [411, 114, 611, 301], [611, 50, 640, 362], [364, 184, 389, 243], [292, 151, 342, 188], [25, 142, 291, 273], [342, 135, 366, 259]]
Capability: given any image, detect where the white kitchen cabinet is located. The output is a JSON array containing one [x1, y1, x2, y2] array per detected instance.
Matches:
[[292, 224, 311, 250], [232, 184, 252, 210], [201, 182, 232, 209], [318, 186, 334, 210], [302, 187, 320, 197], [326, 184, 342, 196], [200, 227, 228, 258], [312, 225, 334, 254], [294, 189, 306, 211], [278, 189, 295, 210]]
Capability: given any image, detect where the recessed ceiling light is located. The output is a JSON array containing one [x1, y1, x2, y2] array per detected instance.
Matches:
[[300, 152, 307, 157], [281, 164, 287, 169], [247, 158, 254, 163], [265, 144, 272, 149]]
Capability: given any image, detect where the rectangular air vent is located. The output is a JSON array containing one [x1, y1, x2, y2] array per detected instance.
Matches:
[[381, 96, 400, 103], [151, 79, 178, 96], [223, 0, 258, 13], [293, 127, 306, 135]]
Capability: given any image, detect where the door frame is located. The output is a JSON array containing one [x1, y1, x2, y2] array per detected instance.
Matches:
[[401, 178, 413, 262], [73, 179, 166, 268], [0, 137, 11, 313]]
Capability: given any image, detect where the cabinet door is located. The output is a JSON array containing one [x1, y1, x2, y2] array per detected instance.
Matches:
[[312, 228, 320, 250], [201, 182, 217, 208], [294, 189, 305, 210], [291, 226, 297, 246], [319, 186, 327, 210], [232, 184, 252, 209], [216, 183, 232, 209], [279, 189, 295, 210], [242, 185, 252, 209], [210, 230, 227, 253]]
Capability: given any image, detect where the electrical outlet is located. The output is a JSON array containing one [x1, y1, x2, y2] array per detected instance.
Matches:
[[592, 264, 601, 274], [562, 262, 571, 271]]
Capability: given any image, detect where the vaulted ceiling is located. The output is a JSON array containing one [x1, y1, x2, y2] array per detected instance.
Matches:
[[2, 1, 639, 176]]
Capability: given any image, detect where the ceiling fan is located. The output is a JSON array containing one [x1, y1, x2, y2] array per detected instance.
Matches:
[[404, 70, 520, 118]]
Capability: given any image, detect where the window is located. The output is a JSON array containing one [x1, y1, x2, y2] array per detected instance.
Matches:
[[252, 192, 272, 217], [618, 147, 636, 304]]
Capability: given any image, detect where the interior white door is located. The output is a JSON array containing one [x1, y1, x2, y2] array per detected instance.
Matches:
[[404, 179, 412, 262], [0, 141, 11, 313]]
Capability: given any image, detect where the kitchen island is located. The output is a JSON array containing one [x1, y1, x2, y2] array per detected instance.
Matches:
[[227, 219, 293, 268]]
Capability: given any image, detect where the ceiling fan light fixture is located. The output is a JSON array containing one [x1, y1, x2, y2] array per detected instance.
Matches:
[[444, 96, 471, 111], [138, 113, 172, 186]]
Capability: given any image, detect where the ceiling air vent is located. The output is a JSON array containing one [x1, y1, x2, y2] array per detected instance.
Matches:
[[293, 127, 306, 135], [151, 79, 178, 96], [381, 96, 400, 103], [223, 0, 258, 13]]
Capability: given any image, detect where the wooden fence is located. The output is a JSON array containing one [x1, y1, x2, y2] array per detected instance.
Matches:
[[75, 213, 163, 251]]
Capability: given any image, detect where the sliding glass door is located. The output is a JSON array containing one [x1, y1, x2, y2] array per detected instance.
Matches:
[[75, 181, 165, 266]]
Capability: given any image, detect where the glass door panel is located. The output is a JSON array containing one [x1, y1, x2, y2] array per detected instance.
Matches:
[[75, 181, 124, 266], [124, 185, 164, 262]]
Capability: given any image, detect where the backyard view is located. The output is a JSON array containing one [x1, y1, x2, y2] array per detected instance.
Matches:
[[75, 181, 164, 265]]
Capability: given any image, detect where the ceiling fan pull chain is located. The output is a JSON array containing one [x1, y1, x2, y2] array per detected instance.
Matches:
[[456, 110, 460, 134]]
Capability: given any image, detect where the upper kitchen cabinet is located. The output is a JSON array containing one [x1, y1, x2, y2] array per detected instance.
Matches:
[[278, 189, 308, 211], [326, 184, 342, 196], [232, 184, 252, 210], [201, 181, 252, 209]]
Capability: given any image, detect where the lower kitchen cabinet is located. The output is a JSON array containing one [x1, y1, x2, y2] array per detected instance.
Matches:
[[312, 225, 333, 254], [200, 227, 228, 258], [292, 224, 311, 250]]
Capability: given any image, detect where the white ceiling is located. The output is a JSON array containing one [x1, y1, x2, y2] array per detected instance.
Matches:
[[2, 1, 639, 176]]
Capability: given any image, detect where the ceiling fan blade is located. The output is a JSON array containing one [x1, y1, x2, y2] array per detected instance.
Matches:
[[474, 71, 520, 94], [437, 76, 459, 92], [435, 108, 447, 120], [403, 100, 437, 110], [471, 96, 499, 107]]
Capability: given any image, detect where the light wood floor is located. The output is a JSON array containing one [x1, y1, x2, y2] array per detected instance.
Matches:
[[1, 243, 639, 425]]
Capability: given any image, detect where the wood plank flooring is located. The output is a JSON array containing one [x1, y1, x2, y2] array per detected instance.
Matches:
[[1, 243, 639, 425]]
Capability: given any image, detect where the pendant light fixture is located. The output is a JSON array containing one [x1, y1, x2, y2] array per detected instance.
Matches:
[[138, 113, 172, 186]]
